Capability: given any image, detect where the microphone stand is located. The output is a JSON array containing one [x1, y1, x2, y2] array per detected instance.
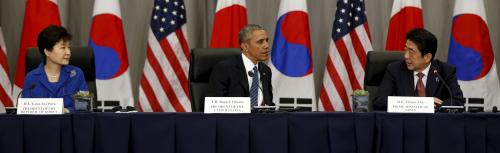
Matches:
[[433, 68, 464, 113]]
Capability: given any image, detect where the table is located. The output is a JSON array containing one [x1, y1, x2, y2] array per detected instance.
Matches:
[[1, 112, 500, 153]]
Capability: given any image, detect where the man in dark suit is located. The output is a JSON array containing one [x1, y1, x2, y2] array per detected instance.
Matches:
[[373, 28, 464, 111], [208, 24, 274, 106]]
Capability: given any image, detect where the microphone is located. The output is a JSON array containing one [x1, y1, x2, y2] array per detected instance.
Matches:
[[247, 70, 254, 77], [11, 84, 36, 114], [433, 66, 464, 112], [433, 67, 453, 105], [247, 69, 266, 105], [16, 84, 36, 103], [247, 70, 263, 89]]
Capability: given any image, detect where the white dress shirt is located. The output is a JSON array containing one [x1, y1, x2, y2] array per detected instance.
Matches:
[[242, 54, 263, 106], [413, 63, 431, 89]]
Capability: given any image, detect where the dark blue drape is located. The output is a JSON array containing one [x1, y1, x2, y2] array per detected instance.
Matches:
[[1, 112, 500, 153]]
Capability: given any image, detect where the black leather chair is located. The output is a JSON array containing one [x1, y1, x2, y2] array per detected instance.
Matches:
[[188, 48, 241, 112], [25, 47, 97, 103], [364, 51, 404, 111]]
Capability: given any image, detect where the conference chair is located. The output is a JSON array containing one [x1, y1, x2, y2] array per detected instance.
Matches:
[[25, 47, 97, 105], [188, 48, 241, 112], [364, 51, 404, 111]]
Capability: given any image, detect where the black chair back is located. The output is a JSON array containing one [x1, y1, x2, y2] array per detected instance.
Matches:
[[364, 51, 404, 110], [188, 48, 241, 112], [25, 47, 97, 102]]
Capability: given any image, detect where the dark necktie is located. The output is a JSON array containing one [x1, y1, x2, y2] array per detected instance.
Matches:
[[250, 66, 259, 106], [416, 72, 426, 97]]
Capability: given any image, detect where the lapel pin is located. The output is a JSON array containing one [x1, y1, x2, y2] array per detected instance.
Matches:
[[70, 70, 76, 78]]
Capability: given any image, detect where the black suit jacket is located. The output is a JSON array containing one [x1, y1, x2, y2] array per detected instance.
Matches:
[[373, 60, 464, 111], [208, 55, 274, 106]]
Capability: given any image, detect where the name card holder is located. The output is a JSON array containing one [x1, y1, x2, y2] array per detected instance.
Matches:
[[388, 96, 434, 113], [204, 97, 251, 113], [17, 98, 64, 115]]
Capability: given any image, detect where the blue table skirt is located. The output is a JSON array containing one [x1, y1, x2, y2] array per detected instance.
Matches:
[[1, 112, 499, 153]]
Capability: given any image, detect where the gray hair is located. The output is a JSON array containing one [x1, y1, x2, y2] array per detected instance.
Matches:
[[238, 24, 265, 44]]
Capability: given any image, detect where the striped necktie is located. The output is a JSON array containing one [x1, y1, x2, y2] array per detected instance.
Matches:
[[250, 66, 259, 106]]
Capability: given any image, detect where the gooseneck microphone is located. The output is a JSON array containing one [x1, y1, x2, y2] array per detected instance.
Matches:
[[433, 66, 464, 112], [16, 84, 36, 102], [432, 67, 455, 106], [15, 84, 36, 111], [432, 67, 454, 106], [248, 70, 263, 90]]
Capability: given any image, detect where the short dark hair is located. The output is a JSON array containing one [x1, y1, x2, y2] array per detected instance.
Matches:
[[238, 24, 265, 44], [37, 25, 72, 64], [406, 28, 437, 59]]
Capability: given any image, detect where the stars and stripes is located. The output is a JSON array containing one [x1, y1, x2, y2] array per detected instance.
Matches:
[[0, 27, 13, 108], [139, 0, 191, 112], [332, 0, 368, 40], [319, 0, 373, 111], [151, 0, 187, 40]]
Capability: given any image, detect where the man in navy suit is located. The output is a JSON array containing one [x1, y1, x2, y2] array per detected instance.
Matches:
[[208, 24, 274, 106], [373, 28, 464, 111]]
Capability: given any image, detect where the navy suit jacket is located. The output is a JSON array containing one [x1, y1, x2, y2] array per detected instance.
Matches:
[[208, 55, 274, 106], [373, 60, 464, 111]]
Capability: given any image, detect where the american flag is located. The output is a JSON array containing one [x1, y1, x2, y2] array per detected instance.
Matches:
[[0, 27, 13, 108], [139, 0, 191, 112], [319, 0, 373, 111]]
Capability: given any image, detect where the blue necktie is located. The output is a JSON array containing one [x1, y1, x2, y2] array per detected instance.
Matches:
[[250, 66, 259, 106]]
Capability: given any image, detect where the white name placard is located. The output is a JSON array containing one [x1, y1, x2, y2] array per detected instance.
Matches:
[[17, 98, 64, 115], [204, 97, 251, 113], [388, 96, 434, 113]]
